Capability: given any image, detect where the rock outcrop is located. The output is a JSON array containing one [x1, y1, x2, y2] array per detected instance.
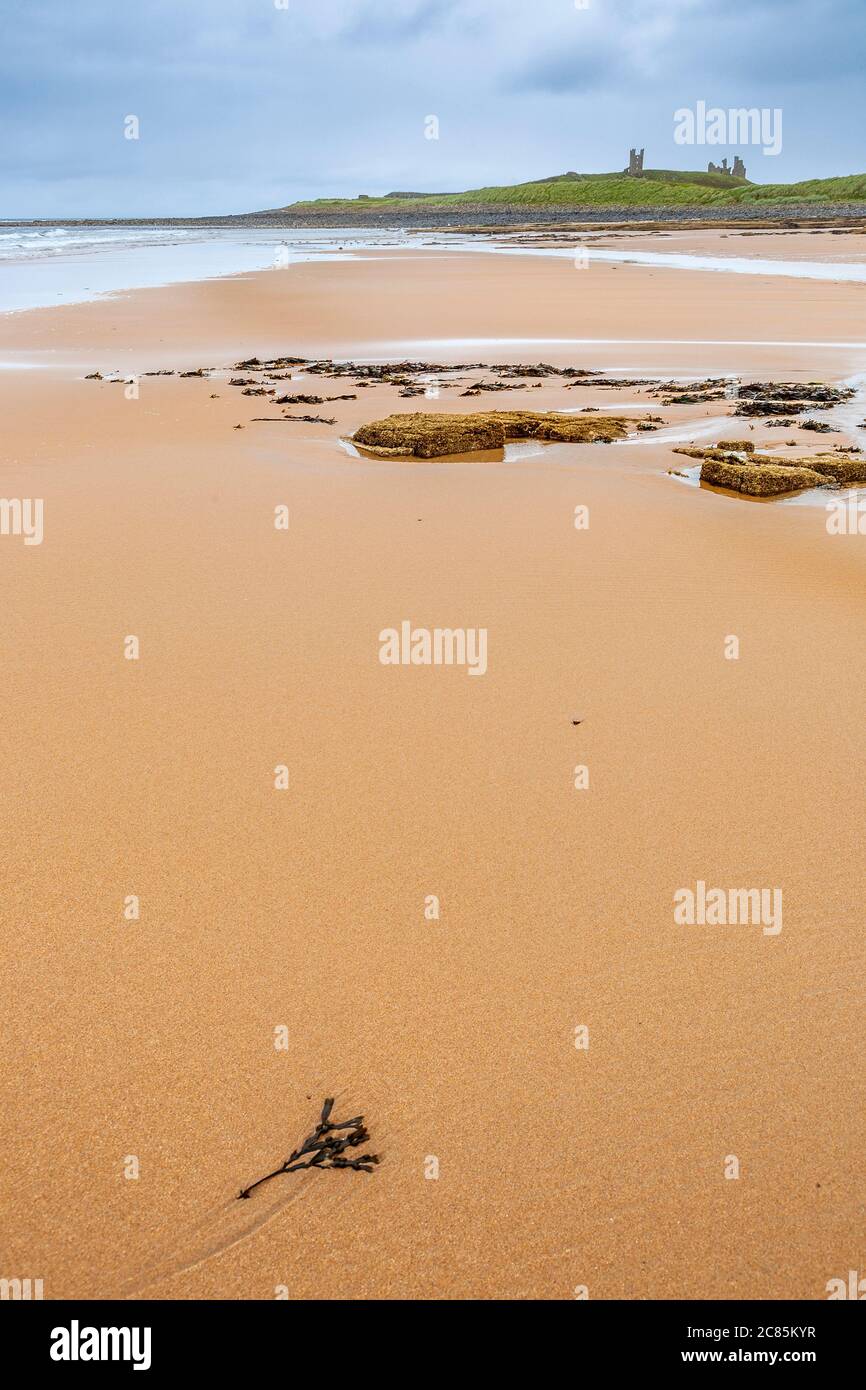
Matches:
[[352, 411, 634, 458], [674, 443, 866, 496], [699, 457, 829, 496]]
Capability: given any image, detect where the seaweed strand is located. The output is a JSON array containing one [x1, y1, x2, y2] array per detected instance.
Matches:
[[238, 1098, 379, 1198]]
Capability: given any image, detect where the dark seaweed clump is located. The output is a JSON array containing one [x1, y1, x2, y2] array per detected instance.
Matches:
[[238, 1099, 379, 1198]]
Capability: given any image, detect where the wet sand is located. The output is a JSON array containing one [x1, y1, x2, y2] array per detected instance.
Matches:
[[1, 241, 864, 1299]]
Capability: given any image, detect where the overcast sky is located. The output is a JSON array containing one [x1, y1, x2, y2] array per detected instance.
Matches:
[[2, 0, 863, 217]]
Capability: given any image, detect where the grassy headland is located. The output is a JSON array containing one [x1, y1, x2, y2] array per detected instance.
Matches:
[[277, 168, 866, 218]]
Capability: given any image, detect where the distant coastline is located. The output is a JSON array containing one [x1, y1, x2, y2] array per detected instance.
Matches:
[[6, 203, 866, 230], [7, 167, 866, 230]]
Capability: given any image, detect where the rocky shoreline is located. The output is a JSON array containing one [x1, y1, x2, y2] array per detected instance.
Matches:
[[9, 202, 866, 231], [82, 355, 865, 495]]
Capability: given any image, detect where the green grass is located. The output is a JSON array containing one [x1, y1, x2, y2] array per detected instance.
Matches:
[[736, 174, 866, 202], [282, 169, 866, 214]]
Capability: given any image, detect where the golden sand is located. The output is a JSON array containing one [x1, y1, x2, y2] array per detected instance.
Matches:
[[0, 242, 864, 1300]]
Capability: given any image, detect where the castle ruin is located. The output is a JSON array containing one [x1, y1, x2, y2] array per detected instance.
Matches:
[[708, 155, 747, 179], [623, 146, 746, 181], [624, 147, 644, 177]]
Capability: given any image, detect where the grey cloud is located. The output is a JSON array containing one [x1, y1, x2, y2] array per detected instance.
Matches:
[[509, 41, 624, 95], [0, 0, 863, 217]]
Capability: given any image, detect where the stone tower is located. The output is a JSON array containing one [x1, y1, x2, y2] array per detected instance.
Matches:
[[626, 147, 645, 177]]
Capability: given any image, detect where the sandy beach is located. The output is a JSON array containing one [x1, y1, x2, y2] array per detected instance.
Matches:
[[1, 237, 864, 1301]]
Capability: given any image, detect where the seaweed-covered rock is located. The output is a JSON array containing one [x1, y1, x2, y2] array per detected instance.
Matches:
[[678, 444, 866, 494], [664, 390, 727, 404], [351, 410, 634, 458], [735, 400, 809, 417], [732, 381, 854, 419], [716, 439, 755, 453], [799, 454, 866, 484], [460, 381, 525, 395], [353, 414, 505, 457], [737, 382, 853, 403], [700, 457, 829, 496], [674, 447, 746, 463], [491, 410, 632, 444]]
